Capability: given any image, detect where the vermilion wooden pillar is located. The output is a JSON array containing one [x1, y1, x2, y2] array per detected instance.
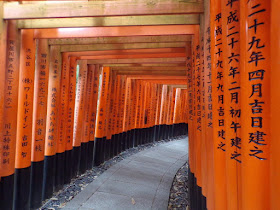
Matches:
[[154, 83, 159, 138], [191, 34, 198, 210], [110, 72, 119, 158], [129, 80, 136, 146], [42, 45, 62, 200], [154, 84, 160, 141], [88, 65, 100, 168], [174, 88, 181, 130], [72, 60, 88, 175], [154, 83, 159, 134], [156, 82, 161, 141], [104, 71, 112, 159], [155, 84, 162, 141], [193, 25, 204, 210], [113, 75, 122, 154], [94, 67, 110, 165], [120, 76, 127, 150], [125, 78, 131, 147], [240, 0, 271, 209], [169, 87, 176, 137], [131, 80, 138, 145], [55, 52, 69, 191], [182, 89, 189, 127], [150, 82, 154, 140], [188, 37, 197, 209], [64, 57, 77, 183], [80, 64, 94, 173], [133, 79, 138, 141], [0, 3, 7, 188], [159, 85, 167, 141], [221, 1, 241, 210], [203, 0, 214, 209], [159, 83, 165, 140], [141, 81, 146, 143], [30, 39, 49, 209], [165, 86, 172, 139], [133, 80, 140, 146], [200, 14, 208, 207], [121, 76, 127, 151], [117, 76, 125, 151], [210, 0, 227, 209], [138, 80, 145, 144], [141, 80, 148, 143], [186, 38, 195, 209], [271, 0, 280, 209], [13, 29, 35, 210], [0, 20, 19, 210], [145, 81, 149, 141], [150, 82, 154, 139], [164, 86, 170, 139]]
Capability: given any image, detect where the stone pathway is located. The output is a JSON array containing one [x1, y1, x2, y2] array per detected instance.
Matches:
[[63, 138, 188, 210]]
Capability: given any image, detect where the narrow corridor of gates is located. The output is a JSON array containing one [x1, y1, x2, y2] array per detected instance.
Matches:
[[0, 0, 279, 210]]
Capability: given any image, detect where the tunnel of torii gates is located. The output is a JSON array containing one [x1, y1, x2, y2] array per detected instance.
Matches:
[[0, 0, 279, 210]]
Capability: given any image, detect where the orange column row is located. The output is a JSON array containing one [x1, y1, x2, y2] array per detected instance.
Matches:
[[188, 1, 277, 210]]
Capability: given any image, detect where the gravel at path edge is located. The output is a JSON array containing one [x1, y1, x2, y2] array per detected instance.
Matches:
[[168, 162, 189, 210], [40, 135, 187, 210]]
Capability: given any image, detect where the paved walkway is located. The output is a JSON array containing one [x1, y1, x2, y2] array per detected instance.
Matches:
[[64, 137, 188, 210]]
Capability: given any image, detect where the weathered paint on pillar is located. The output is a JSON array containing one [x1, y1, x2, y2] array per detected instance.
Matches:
[[240, 0, 271, 209]]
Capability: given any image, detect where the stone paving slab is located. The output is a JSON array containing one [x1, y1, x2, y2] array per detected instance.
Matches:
[[64, 137, 188, 210]]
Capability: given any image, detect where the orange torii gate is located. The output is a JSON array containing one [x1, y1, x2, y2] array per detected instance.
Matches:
[[0, 1, 279, 210], [0, 22, 194, 209]]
